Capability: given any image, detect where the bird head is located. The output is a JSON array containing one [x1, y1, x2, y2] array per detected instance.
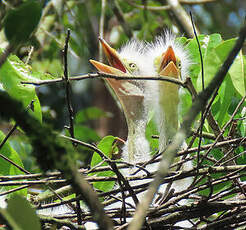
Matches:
[[148, 31, 190, 80], [156, 45, 181, 79], [90, 37, 146, 76]]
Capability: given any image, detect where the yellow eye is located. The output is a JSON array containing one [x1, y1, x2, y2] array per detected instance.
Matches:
[[177, 59, 181, 70], [129, 62, 137, 70]]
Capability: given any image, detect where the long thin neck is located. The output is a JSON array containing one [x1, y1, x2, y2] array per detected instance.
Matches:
[[124, 96, 147, 162]]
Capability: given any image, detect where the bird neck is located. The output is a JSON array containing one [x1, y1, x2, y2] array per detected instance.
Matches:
[[158, 65, 180, 149]]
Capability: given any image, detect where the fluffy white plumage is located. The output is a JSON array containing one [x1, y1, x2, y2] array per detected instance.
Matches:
[[116, 39, 154, 164], [146, 30, 191, 80]]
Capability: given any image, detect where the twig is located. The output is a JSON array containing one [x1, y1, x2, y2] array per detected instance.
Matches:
[[200, 94, 246, 165], [21, 72, 186, 87], [0, 185, 29, 196], [61, 135, 140, 207], [126, 0, 170, 11], [63, 29, 75, 140], [25, 46, 34, 64], [180, 0, 217, 3], [190, 11, 205, 174], [40, 215, 85, 230], [99, 0, 107, 62], [62, 29, 81, 225]]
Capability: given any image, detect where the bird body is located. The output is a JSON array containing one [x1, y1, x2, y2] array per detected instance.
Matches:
[[90, 38, 153, 164], [146, 31, 191, 151], [90, 33, 193, 226]]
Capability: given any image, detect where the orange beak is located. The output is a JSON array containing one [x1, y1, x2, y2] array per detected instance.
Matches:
[[89, 38, 144, 124], [89, 38, 127, 75], [89, 59, 124, 75], [159, 46, 179, 79], [96, 37, 127, 73], [90, 38, 131, 100]]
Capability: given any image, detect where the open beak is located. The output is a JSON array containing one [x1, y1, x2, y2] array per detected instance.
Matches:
[[98, 37, 126, 73], [89, 59, 124, 75], [159, 46, 179, 79], [90, 37, 127, 75]]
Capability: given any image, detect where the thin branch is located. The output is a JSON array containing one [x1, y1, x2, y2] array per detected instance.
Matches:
[[125, 0, 170, 11], [21, 72, 186, 87], [63, 29, 75, 140], [99, 0, 107, 62], [40, 215, 85, 230], [200, 94, 246, 165], [190, 11, 205, 173], [61, 135, 141, 207], [180, 0, 217, 3]]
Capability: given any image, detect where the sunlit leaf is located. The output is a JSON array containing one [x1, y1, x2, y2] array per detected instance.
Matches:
[[0, 51, 42, 121], [215, 39, 246, 97], [216, 77, 234, 125], [90, 136, 118, 192], [146, 112, 159, 153], [186, 34, 222, 89]]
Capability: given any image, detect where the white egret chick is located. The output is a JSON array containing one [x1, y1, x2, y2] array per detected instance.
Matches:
[[145, 31, 194, 228], [147, 31, 191, 152], [90, 38, 153, 165]]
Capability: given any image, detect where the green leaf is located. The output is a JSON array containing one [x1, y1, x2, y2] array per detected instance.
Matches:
[[215, 77, 234, 125], [75, 107, 111, 124], [0, 131, 27, 196], [214, 39, 246, 97], [91, 136, 118, 167], [176, 36, 188, 46], [90, 136, 118, 192], [4, 1, 42, 45], [146, 112, 159, 154], [186, 33, 223, 90], [74, 125, 100, 143], [0, 195, 41, 230], [32, 59, 63, 78], [0, 51, 42, 122]]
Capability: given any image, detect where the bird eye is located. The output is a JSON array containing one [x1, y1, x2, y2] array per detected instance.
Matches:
[[177, 60, 181, 69], [129, 63, 137, 69]]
